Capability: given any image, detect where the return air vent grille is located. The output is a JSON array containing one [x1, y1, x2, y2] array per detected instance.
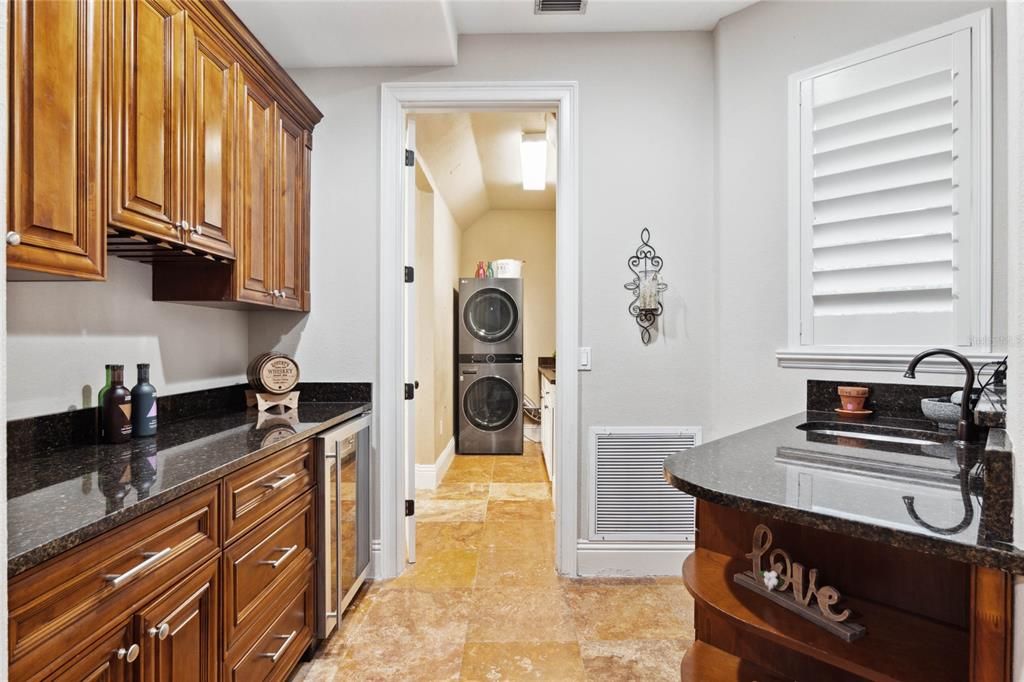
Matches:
[[589, 427, 700, 541], [535, 0, 587, 14]]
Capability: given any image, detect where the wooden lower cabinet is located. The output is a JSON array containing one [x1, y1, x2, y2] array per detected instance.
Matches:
[[9, 439, 320, 682], [47, 620, 135, 682], [223, 567, 315, 682], [137, 559, 219, 682]]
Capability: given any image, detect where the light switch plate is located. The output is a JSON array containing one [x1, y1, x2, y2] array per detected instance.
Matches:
[[578, 346, 592, 371]]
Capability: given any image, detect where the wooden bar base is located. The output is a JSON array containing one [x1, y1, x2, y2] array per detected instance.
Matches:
[[684, 499, 1011, 682], [680, 641, 789, 682]]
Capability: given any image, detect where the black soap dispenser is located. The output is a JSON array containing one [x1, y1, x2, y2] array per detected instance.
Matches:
[[131, 363, 158, 437]]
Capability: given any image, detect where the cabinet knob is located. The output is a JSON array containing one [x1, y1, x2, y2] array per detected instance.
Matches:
[[117, 644, 140, 662], [193, 225, 203, 236], [148, 623, 170, 640], [180, 220, 190, 233], [6, 231, 21, 246]]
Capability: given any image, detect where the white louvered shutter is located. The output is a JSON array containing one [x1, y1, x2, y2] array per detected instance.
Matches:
[[796, 22, 987, 349]]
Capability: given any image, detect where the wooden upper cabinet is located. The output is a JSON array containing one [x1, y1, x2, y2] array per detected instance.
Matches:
[[10, 0, 321, 300], [108, 0, 185, 243], [183, 17, 236, 259], [137, 559, 218, 682], [237, 71, 277, 305], [275, 109, 307, 311], [7, 0, 106, 280]]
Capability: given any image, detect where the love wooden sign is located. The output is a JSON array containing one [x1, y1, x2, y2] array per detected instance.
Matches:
[[732, 524, 866, 641]]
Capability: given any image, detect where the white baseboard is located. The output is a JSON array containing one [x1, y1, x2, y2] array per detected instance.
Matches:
[[414, 437, 456, 491], [575, 540, 692, 577], [524, 424, 541, 442]]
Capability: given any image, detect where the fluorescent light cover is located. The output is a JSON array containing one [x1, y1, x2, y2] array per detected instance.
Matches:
[[520, 133, 547, 191]]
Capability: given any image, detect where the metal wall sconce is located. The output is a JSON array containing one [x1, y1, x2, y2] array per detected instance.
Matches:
[[624, 228, 668, 344]]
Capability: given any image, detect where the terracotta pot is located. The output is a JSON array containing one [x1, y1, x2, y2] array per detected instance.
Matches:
[[837, 386, 869, 412]]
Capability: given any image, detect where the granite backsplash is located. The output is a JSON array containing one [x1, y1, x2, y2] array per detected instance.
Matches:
[[8, 381, 371, 461], [808, 379, 972, 421]]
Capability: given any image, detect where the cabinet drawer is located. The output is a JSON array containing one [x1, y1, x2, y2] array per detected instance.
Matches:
[[223, 439, 314, 542], [225, 567, 314, 682], [223, 490, 316, 650], [9, 484, 219, 681]]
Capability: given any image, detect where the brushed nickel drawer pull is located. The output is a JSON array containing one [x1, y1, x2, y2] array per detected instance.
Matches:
[[117, 643, 140, 662], [104, 547, 172, 588], [259, 630, 297, 662], [261, 472, 298, 490], [257, 544, 299, 568], [148, 623, 170, 640]]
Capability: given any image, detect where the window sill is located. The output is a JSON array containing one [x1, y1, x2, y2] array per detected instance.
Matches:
[[776, 349, 1004, 373]]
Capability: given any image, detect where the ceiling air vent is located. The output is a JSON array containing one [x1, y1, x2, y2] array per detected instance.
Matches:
[[535, 0, 587, 15]]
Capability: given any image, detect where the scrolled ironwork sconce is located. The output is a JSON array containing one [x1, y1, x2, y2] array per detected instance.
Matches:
[[624, 227, 668, 344]]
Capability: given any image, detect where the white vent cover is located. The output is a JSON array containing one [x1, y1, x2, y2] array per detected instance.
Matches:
[[588, 426, 701, 542], [534, 0, 587, 15]]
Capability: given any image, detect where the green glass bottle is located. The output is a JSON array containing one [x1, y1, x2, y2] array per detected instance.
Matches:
[[100, 364, 132, 443]]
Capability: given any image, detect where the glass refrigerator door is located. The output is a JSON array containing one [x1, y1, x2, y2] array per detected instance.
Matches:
[[339, 448, 358, 601], [320, 447, 340, 637]]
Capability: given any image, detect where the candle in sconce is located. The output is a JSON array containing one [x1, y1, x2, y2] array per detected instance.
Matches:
[[638, 272, 661, 311]]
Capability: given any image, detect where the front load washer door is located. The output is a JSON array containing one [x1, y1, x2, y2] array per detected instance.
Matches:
[[463, 375, 519, 432], [463, 288, 519, 345]]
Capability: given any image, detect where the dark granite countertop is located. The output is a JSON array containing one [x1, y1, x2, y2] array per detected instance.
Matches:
[[665, 411, 1024, 573], [8, 401, 370, 577]]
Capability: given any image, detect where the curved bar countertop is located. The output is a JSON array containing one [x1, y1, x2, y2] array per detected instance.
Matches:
[[664, 411, 1023, 573]]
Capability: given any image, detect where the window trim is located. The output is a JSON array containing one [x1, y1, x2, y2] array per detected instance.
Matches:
[[781, 9, 993, 369]]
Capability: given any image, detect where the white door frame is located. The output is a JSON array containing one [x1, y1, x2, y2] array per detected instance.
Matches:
[[377, 81, 580, 579]]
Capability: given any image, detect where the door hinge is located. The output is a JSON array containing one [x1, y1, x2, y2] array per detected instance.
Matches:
[[405, 499, 415, 516], [404, 382, 415, 400], [405, 149, 415, 166], [404, 266, 414, 283]]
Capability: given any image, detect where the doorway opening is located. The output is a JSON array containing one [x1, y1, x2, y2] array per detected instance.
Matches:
[[377, 82, 579, 581], [406, 108, 559, 575]]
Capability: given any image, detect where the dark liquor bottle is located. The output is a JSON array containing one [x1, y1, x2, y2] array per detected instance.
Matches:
[[131, 363, 158, 437], [100, 364, 132, 443]]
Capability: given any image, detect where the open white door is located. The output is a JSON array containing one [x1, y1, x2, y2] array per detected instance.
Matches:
[[402, 118, 417, 565]]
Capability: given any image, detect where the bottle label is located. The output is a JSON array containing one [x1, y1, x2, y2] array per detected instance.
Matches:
[[117, 403, 132, 436]]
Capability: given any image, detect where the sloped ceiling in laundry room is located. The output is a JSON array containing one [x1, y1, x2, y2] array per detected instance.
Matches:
[[413, 111, 556, 230]]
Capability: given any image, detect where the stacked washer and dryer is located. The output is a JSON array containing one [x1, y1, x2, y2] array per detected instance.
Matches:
[[457, 278, 524, 455]]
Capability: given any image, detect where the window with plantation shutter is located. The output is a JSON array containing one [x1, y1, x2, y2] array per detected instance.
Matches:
[[783, 11, 993, 368]]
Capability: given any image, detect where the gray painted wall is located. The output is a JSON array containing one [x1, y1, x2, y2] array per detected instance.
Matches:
[[7, 258, 249, 419], [710, 1, 1008, 440]]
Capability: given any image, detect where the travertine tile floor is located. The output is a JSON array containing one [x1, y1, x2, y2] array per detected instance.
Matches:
[[293, 441, 695, 681]]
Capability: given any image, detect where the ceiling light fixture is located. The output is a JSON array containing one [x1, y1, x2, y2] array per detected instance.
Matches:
[[520, 133, 547, 191]]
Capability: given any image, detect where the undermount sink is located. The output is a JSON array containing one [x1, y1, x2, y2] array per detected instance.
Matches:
[[797, 421, 952, 447]]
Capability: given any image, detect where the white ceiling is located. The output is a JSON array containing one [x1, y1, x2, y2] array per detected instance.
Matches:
[[413, 111, 556, 229], [226, 0, 756, 69]]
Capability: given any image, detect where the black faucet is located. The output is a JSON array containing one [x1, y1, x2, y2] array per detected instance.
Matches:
[[904, 348, 976, 442]]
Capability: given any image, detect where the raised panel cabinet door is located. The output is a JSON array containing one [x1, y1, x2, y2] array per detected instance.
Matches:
[[8, 0, 106, 280], [108, 0, 184, 242], [136, 559, 218, 682], [236, 71, 277, 305], [184, 18, 236, 260], [274, 109, 306, 311], [48, 620, 136, 682]]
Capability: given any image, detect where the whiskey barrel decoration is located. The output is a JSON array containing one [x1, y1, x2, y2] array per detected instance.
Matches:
[[247, 352, 300, 394]]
